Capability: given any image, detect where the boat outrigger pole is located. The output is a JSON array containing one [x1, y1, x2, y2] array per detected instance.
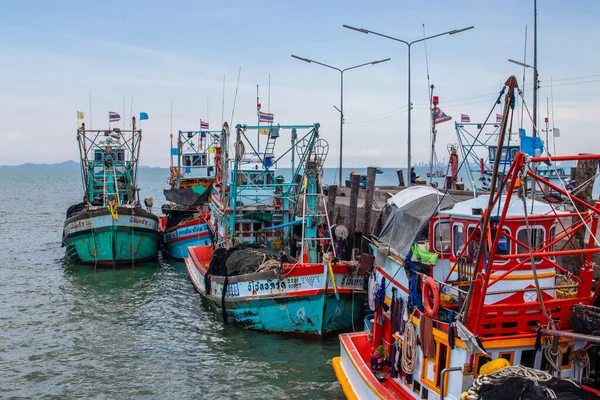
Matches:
[[461, 75, 518, 324]]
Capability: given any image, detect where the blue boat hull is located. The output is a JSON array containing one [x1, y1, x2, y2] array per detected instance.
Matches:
[[164, 220, 212, 260]]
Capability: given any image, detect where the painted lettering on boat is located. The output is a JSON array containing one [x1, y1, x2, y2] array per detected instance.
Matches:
[[165, 224, 206, 242]]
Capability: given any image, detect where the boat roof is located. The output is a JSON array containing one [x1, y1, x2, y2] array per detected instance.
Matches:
[[440, 194, 566, 219]]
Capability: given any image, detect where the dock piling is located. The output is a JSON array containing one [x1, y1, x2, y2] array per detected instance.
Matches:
[[346, 174, 361, 260], [361, 167, 377, 253]]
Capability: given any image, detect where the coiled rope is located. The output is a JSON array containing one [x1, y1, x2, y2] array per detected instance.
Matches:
[[401, 313, 417, 374]]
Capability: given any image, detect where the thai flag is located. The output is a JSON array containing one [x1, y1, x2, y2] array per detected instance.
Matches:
[[433, 108, 452, 124], [259, 111, 274, 123], [461, 114, 470, 123], [496, 113, 503, 123], [200, 120, 209, 130], [109, 111, 120, 122]]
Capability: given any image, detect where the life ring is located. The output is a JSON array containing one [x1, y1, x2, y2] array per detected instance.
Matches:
[[423, 277, 439, 318]]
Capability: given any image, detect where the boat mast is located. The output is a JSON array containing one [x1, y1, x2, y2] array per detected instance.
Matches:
[[533, 0, 538, 137]]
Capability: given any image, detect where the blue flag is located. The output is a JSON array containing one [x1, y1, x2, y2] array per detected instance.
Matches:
[[171, 148, 178, 156], [140, 112, 149, 120]]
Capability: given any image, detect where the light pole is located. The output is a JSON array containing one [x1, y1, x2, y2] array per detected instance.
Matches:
[[509, 58, 538, 137], [343, 24, 473, 186], [291, 55, 391, 185]]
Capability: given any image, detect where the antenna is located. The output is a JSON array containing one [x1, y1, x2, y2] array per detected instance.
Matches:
[[230, 67, 242, 126], [170, 100, 173, 136], [520, 25, 527, 131], [550, 77, 557, 156], [89, 92, 92, 129], [268, 74, 271, 113], [221, 75, 225, 126]]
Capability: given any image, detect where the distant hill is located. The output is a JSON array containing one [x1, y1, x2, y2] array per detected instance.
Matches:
[[0, 160, 80, 169], [0, 160, 164, 169]]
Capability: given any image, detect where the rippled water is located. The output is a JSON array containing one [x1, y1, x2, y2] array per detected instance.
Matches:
[[0, 168, 346, 399]]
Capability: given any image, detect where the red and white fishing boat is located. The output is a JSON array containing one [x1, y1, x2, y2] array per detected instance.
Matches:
[[333, 76, 600, 399]]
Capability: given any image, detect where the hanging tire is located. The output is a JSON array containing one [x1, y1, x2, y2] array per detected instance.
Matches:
[[423, 277, 440, 318]]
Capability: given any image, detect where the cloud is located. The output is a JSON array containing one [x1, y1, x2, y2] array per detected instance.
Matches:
[[4, 132, 25, 141]]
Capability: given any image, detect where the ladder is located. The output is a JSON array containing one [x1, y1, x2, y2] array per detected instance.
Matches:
[[300, 171, 337, 262], [103, 167, 120, 205], [263, 127, 279, 166]]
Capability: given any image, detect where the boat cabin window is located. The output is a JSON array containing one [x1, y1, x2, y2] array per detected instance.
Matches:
[[266, 172, 274, 185], [492, 228, 511, 257], [466, 226, 481, 259], [488, 147, 518, 163], [549, 225, 556, 253], [183, 155, 205, 166], [517, 227, 544, 261], [520, 349, 537, 368], [433, 221, 451, 254], [115, 150, 125, 161], [250, 172, 264, 185], [94, 150, 103, 161], [452, 224, 465, 256]]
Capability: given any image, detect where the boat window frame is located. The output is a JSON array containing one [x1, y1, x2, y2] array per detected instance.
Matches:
[[433, 219, 451, 255], [491, 227, 512, 264], [498, 351, 514, 366], [452, 222, 465, 257], [516, 225, 545, 262]]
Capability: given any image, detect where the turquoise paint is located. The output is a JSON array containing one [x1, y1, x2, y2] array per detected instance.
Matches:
[[65, 226, 159, 264]]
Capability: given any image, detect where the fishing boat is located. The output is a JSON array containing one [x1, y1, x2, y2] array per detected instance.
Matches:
[[63, 117, 160, 265], [185, 121, 366, 336], [160, 125, 220, 259], [333, 77, 600, 399]]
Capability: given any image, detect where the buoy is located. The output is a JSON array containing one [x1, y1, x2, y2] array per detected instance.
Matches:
[[423, 277, 440, 318], [479, 358, 511, 376]]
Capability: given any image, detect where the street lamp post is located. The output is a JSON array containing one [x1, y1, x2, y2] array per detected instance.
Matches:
[[291, 55, 391, 185], [343, 24, 474, 186]]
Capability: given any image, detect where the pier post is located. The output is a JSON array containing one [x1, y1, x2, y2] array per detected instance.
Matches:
[[361, 167, 377, 253], [573, 156, 599, 248], [346, 174, 361, 260], [326, 184, 338, 225], [396, 169, 405, 187], [562, 155, 599, 274]]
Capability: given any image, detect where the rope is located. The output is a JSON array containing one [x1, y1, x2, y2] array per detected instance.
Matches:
[[574, 349, 590, 383], [543, 342, 563, 374], [520, 166, 557, 331], [466, 365, 553, 400], [401, 313, 417, 374]]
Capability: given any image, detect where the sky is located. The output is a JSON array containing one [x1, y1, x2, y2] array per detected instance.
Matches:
[[1, 0, 599, 169]]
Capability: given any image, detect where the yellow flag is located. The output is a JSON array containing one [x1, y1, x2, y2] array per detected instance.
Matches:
[[77, 111, 85, 120], [258, 128, 271, 135], [208, 146, 216, 154]]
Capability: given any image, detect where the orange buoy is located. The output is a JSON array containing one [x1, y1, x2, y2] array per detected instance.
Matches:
[[423, 277, 440, 318]]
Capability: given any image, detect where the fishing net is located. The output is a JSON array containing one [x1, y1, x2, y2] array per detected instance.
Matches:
[[476, 376, 598, 400]]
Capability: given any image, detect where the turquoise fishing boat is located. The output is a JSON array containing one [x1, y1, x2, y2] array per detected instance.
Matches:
[[185, 120, 366, 337], [159, 124, 220, 260], [63, 116, 160, 265]]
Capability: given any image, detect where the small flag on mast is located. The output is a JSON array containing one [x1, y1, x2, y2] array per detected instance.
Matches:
[[496, 113, 503, 123], [553, 128, 560, 138], [109, 111, 121, 122], [200, 120, 209, 130], [433, 108, 452, 124], [77, 111, 85, 120], [139, 112, 149, 120], [460, 114, 470, 123], [259, 111, 274, 124]]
